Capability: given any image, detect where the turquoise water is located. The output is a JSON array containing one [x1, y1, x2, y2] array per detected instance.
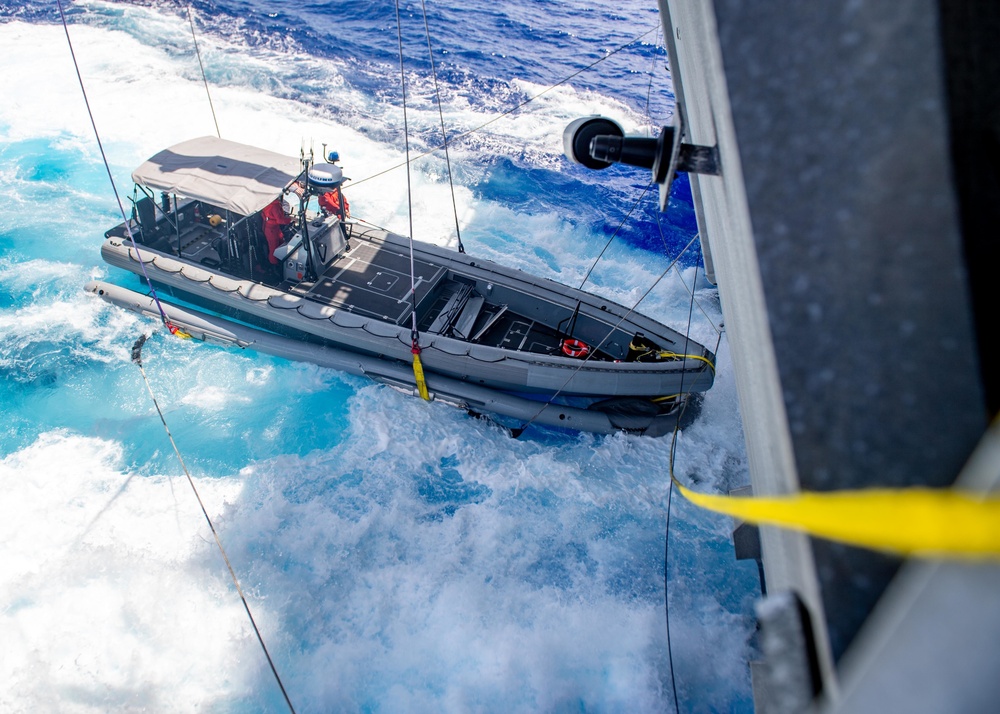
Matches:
[[0, 2, 757, 711]]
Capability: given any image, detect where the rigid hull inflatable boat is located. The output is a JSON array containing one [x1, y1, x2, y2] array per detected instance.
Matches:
[[90, 136, 715, 435]]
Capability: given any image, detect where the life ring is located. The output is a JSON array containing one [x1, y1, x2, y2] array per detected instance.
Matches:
[[561, 338, 590, 358]]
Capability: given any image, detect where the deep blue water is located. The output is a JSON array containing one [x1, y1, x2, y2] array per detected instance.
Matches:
[[0, 1, 756, 712]]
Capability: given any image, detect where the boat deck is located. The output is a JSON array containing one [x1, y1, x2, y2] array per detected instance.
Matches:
[[113, 202, 610, 359], [287, 239, 575, 355], [282, 238, 446, 324]]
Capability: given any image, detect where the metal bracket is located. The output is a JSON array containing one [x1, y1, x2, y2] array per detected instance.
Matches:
[[564, 113, 719, 211]]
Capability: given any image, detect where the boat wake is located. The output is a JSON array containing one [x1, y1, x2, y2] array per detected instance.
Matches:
[[0, 5, 756, 711]]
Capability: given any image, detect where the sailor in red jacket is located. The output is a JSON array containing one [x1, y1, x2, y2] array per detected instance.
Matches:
[[262, 198, 293, 264], [318, 188, 350, 218]]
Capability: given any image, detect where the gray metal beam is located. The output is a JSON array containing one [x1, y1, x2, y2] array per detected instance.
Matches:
[[659, 0, 991, 708]]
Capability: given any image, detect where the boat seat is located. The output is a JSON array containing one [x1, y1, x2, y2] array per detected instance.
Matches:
[[135, 196, 157, 243], [427, 283, 472, 334], [451, 295, 485, 340]]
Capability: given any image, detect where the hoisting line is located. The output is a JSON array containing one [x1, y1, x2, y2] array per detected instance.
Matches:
[[60, 6, 294, 708], [655, 210, 722, 336], [187, 3, 221, 138], [56, 0, 187, 339], [659, 218, 710, 714], [131, 335, 297, 714], [662, 451, 681, 714], [418, 0, 465, 253], [642, 18, 661, 140], [643, 29, 722, 341], [395, 0, 430, 401], [578, 181, 654, 290]]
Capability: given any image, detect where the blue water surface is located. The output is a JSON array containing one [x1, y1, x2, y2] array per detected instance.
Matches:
[[0, 2, 757, 712]]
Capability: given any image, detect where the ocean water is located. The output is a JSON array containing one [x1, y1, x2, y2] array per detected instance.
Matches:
[[0, 1, 758, 712]]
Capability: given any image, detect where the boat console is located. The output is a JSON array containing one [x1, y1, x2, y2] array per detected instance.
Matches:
[[275, 213, 348, 283]]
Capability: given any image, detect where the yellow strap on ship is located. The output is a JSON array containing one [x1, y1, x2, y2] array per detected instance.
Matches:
[[675, 481, 1000, 560]]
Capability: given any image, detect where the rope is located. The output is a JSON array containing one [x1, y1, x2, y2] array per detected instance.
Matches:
[[62, 6, 293, 707], [661, 202, 704, 714], [642, 21, 722, 342], [663, 443, 681, 714], [418, 0, 465, 253], [656, 211, 722, 336], [56, 0, 173, 330], [673, 258, 700, 408], [643, 20, 660, 138], [348, 25, 660, 190], [394, 0, 430, 401], [131, 335, 297, 713], [187, 3, 221, 138], [578, 182, 654, 290]]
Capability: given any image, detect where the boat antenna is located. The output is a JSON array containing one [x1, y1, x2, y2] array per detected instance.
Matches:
[[186, 3, 221, 138], [418, 0, 465, 253], [297, 154, 318, 281], [394, 0, 431, 400]]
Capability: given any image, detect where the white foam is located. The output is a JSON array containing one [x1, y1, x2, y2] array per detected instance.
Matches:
[[199, 378, 756, 711], [179, 384, 250, 412], [0, 8, 669, 256], [1, 5, 754, 711], [0, 431, 266, 711], [0, 280, 143, 377]]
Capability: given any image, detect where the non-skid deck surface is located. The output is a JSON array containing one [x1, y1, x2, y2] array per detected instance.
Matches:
[[494, 315, 561, 354], [138, 210, 444, 325], [177, 226, 223, 262], [299, 240, 446, 323]]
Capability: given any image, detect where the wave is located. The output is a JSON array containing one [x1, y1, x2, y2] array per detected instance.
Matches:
[[0, 3, 754, 711]]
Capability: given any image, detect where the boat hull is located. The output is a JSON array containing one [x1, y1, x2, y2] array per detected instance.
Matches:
[[99, 234, 715, 400], [85, 280, 701, 436]]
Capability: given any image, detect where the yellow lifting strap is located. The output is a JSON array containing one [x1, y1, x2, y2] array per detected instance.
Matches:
[[166, 322, 193, 340], [674, 480, 1000, 560], [411, 348, 431, 401]]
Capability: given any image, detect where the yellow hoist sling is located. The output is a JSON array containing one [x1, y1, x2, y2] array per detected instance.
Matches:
[[675, 480, 1000, 560], [411, 346, 430, 401], [167, 322, 193, 340]]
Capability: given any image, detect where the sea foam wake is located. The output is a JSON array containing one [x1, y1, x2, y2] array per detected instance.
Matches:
[[1, 3, 757, 712]]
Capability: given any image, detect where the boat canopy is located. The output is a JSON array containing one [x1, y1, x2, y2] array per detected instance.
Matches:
[[131, 136, 301, 216]]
